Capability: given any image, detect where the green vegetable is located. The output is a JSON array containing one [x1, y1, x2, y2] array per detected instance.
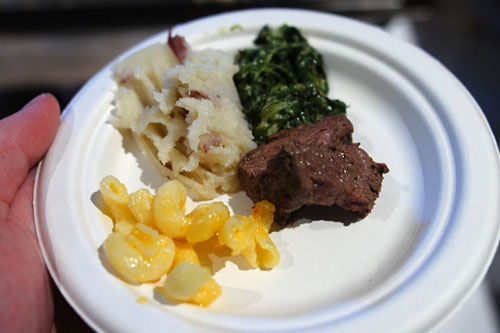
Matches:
[[234, 25, 347, 144]]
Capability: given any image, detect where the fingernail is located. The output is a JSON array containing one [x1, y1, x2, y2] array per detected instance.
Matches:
[[22, 93, 47, 110]]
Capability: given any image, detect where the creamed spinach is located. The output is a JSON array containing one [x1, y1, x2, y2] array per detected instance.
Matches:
[[234, 25, 347, 144]]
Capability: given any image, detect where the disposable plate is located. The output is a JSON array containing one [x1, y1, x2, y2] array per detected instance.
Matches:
[[34, 8, 500, 332]]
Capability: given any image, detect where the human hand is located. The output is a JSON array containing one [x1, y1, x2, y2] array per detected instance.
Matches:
[[0, 94, 60, 332]]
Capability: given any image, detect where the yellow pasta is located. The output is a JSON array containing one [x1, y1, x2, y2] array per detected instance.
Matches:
[[114, 220, 134, 234], [192, 236, 229, 267], [185, 202, 230, 243], [171, 240, 200, 270], [153, 180, 189, 238], [253, 224, 280, 269], [164, 262, 211, 301], [103, 223, 175, 283], [241, 242, 258, 268], [99, 175, 135, 224], [99, 175, 280, 308], [189, 278, 222, 307], [218, 215, 256, 255], [128, 188, 155, 226], [218, 204, 280, 269], [250, 200, 275, 232]]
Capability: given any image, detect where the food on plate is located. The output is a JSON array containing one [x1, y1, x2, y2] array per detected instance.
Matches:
[[185, 202, 230, 243], [153, 180, 190, 238], [218, 200, 279, 269], [100, 23, 387, 309], [238, 115, 389, 225], [171, 239, 200, 270], [235, 25, 388, 224], [164, 262, 222, 307], [233, 25, 347, 144], [98, 175, 280, 306], [111, 33, 256, 200], [103, 222, 176, 283]]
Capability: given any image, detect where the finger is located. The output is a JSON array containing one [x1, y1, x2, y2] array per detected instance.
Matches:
[[0, 94, 60, 222], [7, 168, 37, 234]]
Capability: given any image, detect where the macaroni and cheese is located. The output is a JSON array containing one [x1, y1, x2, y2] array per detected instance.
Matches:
[[99, 175, 279, 306]]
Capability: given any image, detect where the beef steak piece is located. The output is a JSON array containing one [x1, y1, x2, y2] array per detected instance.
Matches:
[[238, 115, 389, 225]]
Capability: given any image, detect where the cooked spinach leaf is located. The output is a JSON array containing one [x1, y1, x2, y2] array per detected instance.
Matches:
[[234, 25, 347, 144]]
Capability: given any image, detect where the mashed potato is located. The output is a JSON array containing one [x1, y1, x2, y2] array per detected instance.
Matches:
[[111, 41, 256, 200]]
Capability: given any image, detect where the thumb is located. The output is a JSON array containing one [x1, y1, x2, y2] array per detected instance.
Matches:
[[0, 94, 60, 222]]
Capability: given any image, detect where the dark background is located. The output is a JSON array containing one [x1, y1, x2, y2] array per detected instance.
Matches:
[[1, 0, 498, 331]]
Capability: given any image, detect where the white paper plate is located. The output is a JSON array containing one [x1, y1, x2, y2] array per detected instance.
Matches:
[[34, 8, 500, 332]]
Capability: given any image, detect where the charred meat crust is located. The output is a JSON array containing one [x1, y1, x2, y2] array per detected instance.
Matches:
[[238, 115, 389, 225]]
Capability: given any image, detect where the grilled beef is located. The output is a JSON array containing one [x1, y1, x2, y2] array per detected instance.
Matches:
[[238, 115, 389, 225]]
